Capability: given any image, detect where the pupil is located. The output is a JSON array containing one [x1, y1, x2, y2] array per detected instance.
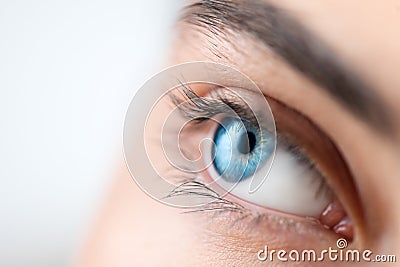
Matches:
[[237, 131, 256, 154]]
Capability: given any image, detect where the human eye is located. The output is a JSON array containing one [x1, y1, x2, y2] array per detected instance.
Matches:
[[167, 84, 353, 240], [124, 62, 355, 245]]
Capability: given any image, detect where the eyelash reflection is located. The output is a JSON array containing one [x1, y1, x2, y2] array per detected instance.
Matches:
[[167, 84, 331, 215]]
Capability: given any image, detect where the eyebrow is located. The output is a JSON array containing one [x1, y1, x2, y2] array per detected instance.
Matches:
[[181, 0, 394, 133]]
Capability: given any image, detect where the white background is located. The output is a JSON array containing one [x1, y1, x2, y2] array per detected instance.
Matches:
[[0, 1, 182, 266]]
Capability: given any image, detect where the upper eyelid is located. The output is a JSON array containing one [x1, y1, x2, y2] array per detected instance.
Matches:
[[181, 0, 394, 134]]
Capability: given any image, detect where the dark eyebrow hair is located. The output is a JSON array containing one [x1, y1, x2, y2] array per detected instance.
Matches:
[[181, 0, 394, 133]]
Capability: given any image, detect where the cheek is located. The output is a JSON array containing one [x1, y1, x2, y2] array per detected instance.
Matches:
[[192, 211, 342, 266], [126, 181, 202, 265]]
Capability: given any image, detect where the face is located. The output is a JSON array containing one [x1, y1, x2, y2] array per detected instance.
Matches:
[[79, 1, 400, 266]]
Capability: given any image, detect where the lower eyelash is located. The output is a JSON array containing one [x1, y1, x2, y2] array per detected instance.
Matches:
[[165, 179, 249, 214], [163, 179, 286, 230], [166, 179, 324, 235]]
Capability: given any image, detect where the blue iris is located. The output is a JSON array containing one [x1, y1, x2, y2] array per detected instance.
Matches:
[[212, 117, 273, 183]]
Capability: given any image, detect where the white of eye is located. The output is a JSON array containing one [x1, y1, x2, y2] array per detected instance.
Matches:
[[211, 143, 331, 217]]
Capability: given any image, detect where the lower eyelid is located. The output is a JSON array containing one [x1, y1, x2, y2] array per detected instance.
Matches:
[[187, 189, 341, 249], [183, 174, 339, 236]]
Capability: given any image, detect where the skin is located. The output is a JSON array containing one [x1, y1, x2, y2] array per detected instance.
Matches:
[[75, 1, 400, 266]]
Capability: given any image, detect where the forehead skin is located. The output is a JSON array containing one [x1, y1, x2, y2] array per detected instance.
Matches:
[[270, 0, 400, 112]]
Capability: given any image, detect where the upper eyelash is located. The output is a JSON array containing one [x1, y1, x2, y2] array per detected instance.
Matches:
[[169, 82, 257, 123]]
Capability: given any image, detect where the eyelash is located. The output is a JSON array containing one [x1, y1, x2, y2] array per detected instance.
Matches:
[[170, 83, 257, 123], [166, 180, 248, 214], [167, 84, 330, 216]]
